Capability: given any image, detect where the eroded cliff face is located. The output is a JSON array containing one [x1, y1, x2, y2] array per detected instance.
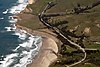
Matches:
[[28, 0, 36, 4]]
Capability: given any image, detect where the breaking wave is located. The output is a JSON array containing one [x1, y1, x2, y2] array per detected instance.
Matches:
[[0, 0, 42, 67]]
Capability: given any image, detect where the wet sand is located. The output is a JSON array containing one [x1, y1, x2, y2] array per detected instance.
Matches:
[[17, 25, 59, 67], [27, 37, 58, 67], [17, 0, 59, 66]]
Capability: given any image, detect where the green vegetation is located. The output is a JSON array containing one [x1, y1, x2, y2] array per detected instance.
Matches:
[[27, 0, 55, 15], [86, 44, 100, 49], [18, 15, 45, 30], [20, 0, 100, 33], [18, 0, 100, 67]]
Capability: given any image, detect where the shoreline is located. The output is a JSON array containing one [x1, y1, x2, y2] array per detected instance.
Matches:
[[27, 37, 58, 67], [16, 0, 100, 67], [16, 0, 59, 67], [16, 24, 59, 67]]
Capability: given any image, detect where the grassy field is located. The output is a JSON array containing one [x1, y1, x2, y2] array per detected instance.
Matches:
[[20, 0, 100, 31], [18, 0, 100, 67], [26, 0, 100, 35], [17, 15, 45, 30]]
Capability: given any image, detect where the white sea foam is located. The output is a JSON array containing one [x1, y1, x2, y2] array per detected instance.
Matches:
[[3, 9, 8, 14], [5, 27, 12, 31], [0, 17, 4, 20], [0, 37, 42, 67], [14, 32, 27, 40], [8, 16, 18, 21], [18, 0, 24, 3], [0, 54, 18, 67], [5, 25, 16, 31], [8, 3, 28, 14], [0, 0, 42, 67]]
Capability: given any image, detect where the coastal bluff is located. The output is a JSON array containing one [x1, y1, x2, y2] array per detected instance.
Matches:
[[28, 0, 36, 4]]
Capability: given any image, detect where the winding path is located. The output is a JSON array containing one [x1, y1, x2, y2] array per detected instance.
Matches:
[[38, 2, 87, 67]]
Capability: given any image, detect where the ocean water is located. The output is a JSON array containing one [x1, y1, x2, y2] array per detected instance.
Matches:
[[0, 0, 42, 67]]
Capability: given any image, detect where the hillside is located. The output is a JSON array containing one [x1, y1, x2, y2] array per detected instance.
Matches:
[[17, 0, 100, 67]]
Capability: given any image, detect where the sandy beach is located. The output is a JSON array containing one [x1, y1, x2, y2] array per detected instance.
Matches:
[[28, 29, 59, 67], [27, 37, 58, 67], [17, 24, 59, 67], [16, 0, 59, 67]]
